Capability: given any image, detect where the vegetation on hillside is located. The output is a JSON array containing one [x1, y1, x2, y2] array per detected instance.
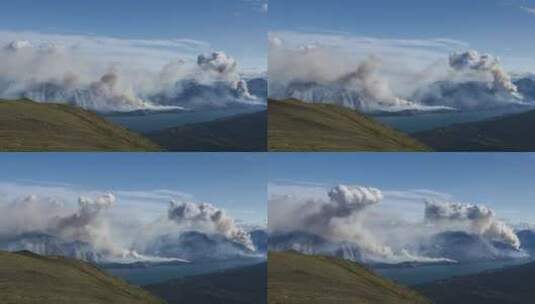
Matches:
[[268, 251, 431, 304], [0, 99, 160, 151], [0, 251, 164, 304], [268, 99, 430, 152]]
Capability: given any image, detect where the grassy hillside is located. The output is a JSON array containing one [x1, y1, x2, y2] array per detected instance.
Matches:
[[416, 261, 535, 304], [0, 251, 163, 304], [146, 263, 267, 304], [414, 109, 535, 151], [148, 111, 267, 152], [0, 99, 160, 151], [268, 99, 430, 151], [268, 251, 431, 304]]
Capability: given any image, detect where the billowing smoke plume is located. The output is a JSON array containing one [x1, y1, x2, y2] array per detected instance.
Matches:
[[269, 43, 446, 112], [198, 52, 238, 75], [270, 184, 449, 264], [0, 41, 263, 112], [167, 200, 255, 251], [0, 191, 260, 263], [270, 183, 524, 264], [270, 35, 531, 111], [405, 50, 527, 110], [424, 200, 520, 249], [449, 50, 519, 95]]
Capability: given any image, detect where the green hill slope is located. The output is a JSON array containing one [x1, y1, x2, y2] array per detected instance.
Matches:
[[416, 261, 535, 304], [413, 109, 535, 151], [0, 99, 160, 151], [146, 263, 267, 304], [147, 110, 267, 152], [268, 99, 430, 151], [268, 251, 431, 304], [0, 251, 163, 304]]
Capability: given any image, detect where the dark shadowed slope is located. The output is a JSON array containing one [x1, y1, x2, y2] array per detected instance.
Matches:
[[268, 99, 430, 151], [0, 99, 160, 151], [0, 251, 163, 304], [413, 109, 535, 151], [147, 111, 267, 151], [416, 261, 535, 304], [146, 263, 267, 304], [268, 251, 431, 304]]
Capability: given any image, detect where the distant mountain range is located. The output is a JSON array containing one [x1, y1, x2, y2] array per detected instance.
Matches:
[[1, 229, 268, 264], [515, 77, 535, 101], [268, 251, 431, 304], [270, 230, 529, 265], [142, 231, 265, 262], [0, 232, 104, 263], [417, 231, 524, 263], [146, 263, 267, 304], [272, 76, 535, 112], [268, 99, 430, 151], [0, 250, 163, 304]]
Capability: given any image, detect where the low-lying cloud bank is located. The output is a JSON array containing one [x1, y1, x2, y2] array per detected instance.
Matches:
[[269, 183, 527, 265], [0, 34, 266, 112], [269, 32, 535, 112], [0, 190, 265, 263]]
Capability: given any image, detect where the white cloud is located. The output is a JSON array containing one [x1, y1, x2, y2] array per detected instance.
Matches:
[[242, 0, 268, 13], [521, 6, 535, 14], [270, 30, 470, 70], [0, 181, 193, 223], [0, 30, 211, 71]]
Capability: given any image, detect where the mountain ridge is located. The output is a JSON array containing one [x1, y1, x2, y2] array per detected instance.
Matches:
[[0, 250, 164, 304], [268, 99, 430, 151], [0, 99, 160, 151], [268, 251, 431, 304]]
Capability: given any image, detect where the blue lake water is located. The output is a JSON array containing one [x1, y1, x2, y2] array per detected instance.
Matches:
[[104, 106, 265, 133], [374, 258, 533, 286], [103, 257, 265, 286], [373, 107, 533, 133]]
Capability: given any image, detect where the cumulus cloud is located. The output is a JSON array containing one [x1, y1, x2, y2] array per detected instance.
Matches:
[[0, 32, 265, 112]]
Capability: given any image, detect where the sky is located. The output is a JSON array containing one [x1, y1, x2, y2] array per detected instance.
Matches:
[[270, 0, 535, 72], [0, 153, 267, 225], [0, 0, 267, 72], [268, 153, 535, 225]]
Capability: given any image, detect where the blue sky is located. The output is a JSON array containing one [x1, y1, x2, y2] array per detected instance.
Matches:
[[269, 153, 535, 224], [0, 153, 267, 225], [0, 0, 267, 71], [270, 0, 535, 72]]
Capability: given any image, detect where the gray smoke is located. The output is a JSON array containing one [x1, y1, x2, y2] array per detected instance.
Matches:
[[269, 43, 441, 112], [198, 52, 238, 75], [0, 190, 261, 262], [270, 35, 528, 111], [0, 41, 261, 112], [270, 183, 524, 264], [449, 50, 519, 95], [168, 200, 255, 251], [270, 184, 447, 263], [425, 200, 520, 249]]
